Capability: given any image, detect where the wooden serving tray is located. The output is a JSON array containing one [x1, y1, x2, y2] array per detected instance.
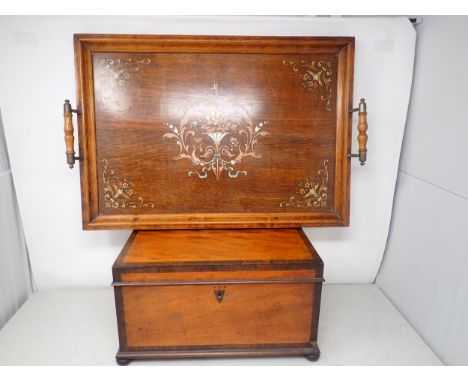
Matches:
[[72, 34, 355, 229]]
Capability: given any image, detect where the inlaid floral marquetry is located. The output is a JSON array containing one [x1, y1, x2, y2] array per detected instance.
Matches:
[[283, 60, 333, 111], [102, 159, 155, 209], [280, 160, 329, 208], [95, 58, 151, 110], [163, 83, 270, 181]]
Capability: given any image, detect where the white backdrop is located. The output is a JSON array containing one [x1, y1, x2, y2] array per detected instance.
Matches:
[[377, 16, 468, 365], [0, 109, 32, 327], [0, 16, 415, 290]]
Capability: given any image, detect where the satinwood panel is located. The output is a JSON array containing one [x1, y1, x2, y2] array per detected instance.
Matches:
[[122, 283, 313, 347]]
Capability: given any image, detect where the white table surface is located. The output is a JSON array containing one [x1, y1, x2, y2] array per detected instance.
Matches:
[[0, 284, 442, 365]]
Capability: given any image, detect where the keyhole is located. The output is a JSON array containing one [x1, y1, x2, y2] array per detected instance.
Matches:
[[214, 286, 225, 303]]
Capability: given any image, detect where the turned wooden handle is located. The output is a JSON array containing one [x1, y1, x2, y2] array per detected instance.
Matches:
[[63, 100, 77, 168], [357, 98, 368, 166]]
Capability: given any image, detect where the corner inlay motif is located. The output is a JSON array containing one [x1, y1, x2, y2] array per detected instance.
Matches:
[[163, 83, 270, 181], [95, 58, 151, 110], [283, 60, 333, 111], [280, 160, 329, 208], [102, 159, 155, 209]]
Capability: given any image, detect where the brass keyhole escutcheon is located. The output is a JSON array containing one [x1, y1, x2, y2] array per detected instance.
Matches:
[[214, 286, 225, 303]]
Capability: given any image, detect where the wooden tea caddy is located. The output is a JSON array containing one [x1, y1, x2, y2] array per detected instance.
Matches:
[[64, 34, 368, 365]]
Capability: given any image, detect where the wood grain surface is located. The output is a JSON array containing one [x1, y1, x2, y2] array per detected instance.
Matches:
[[122, 283, 314, 347], [118, 229, 319, 264]]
